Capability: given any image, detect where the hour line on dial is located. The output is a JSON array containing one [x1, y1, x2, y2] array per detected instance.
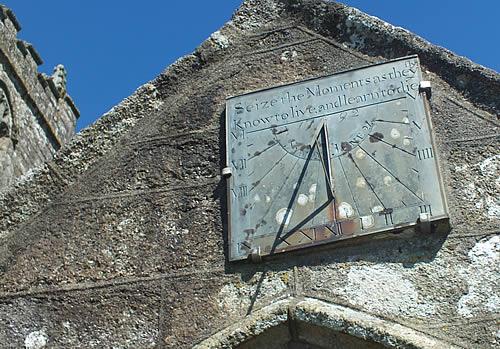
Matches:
[[406, 91, 416, 100], [248, 141, 278, 160], [274, 126, 288, 135], [257, 156, 302, 229], [374, 119, 411, 125], [359, 144, 424, 202], [347, 152, 386, 209], [271, 152, 316, 250], [337, 156, 361, 216], [368, 133, 416, 157], [249, 150, 293, 192], [301, 119, 315, 130]]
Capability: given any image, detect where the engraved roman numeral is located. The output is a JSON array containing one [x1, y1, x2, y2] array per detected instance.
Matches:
[[417, 147, 433, 160], [419, 204, 432, 215], [334, 222, 343, 236], [231, 185, 248, 198], [380, 209, 394, 225], [231, 158, 247, 170], [384, 212, 394, 225], [348, 133, 364, 146], [333, 143, 340, 154], [230, 128, 245, 140], [326, 222, 343, 236], [237, 240, 251, 252]]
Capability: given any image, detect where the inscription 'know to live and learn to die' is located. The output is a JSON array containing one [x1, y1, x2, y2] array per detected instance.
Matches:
[[231, 60, 419, 134]]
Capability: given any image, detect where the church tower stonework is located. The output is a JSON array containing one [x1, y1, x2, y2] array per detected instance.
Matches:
[[0, 1, 498, 348], [0, 5, 79, 190]]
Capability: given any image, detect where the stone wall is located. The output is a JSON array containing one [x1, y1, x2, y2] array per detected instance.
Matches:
[[0, 0, 498, 348], [0, 5, 79, 190]]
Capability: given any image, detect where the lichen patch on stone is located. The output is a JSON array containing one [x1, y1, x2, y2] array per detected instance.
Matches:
[[457, 235, 500, 317], [344, 265, 436, 317], [210, 31, 230, 49], [24, 330, 48, 349], [217, 274, 288, 316], [455, 154, 500, 219]]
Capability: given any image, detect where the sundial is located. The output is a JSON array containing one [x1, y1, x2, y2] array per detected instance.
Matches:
[[224, 55, 448, 261]]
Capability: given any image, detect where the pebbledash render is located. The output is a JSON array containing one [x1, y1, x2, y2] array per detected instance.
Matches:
[[0, 5, 79, 190], [0, 1, 498, 348]]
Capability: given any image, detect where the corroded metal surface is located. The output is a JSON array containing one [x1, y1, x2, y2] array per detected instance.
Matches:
[[226, 55, 448, 261]]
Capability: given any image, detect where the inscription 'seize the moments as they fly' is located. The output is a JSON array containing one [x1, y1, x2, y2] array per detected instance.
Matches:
[[232, 60, 420, 132]]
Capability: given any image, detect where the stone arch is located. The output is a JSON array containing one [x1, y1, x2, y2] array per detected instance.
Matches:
[[194, 298, 458, 349]]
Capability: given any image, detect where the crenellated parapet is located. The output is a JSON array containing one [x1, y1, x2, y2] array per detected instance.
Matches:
[[0, 5, 79, 190]]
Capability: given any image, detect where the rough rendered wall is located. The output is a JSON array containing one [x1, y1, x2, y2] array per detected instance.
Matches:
[[0, 6, 79, 190], [0, 0, 499, 348]]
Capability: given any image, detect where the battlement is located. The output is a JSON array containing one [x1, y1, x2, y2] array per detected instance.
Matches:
[[0, 5, 79, 190], [0, 5, 21, 32]]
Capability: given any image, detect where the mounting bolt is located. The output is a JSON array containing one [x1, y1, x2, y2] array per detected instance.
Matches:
[[419, 212, 431, 234], [249, 246, 262, 263], [221, 167, 232, 177], [419, 81, 432, 98]]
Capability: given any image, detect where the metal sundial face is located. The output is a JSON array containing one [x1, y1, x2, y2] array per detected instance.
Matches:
[[225, 55, 448, 261]]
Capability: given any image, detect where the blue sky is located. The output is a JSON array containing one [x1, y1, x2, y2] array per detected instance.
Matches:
[[2, 1, 498, 131]]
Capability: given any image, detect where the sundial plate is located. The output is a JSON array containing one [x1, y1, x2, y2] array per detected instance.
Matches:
[[225, 55, 448, 261]]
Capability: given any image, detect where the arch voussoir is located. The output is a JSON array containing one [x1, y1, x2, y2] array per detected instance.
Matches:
[[194, 297, 460, 349]]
